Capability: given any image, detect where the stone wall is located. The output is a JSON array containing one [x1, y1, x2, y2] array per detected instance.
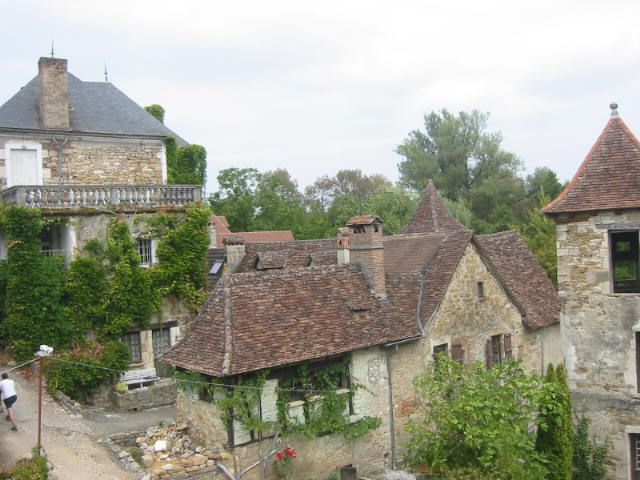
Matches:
[[557, 210, 640, 479], [114, 379, 177, 410], [0, 133, 165, 189], [176, 347, 392, 479]]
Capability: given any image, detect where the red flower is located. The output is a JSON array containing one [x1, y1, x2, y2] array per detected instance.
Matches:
[[276, 452, 284, 460]]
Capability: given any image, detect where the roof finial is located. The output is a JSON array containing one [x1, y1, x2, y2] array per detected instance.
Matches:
[[50, 41, 55, 58], [104, 63, 109, 82], [610, 102, 619, 117]]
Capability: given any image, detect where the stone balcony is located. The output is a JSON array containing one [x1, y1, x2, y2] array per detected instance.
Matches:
[[0, 184, 202, 212]]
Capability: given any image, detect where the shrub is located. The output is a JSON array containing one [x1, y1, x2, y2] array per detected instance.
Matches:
[[0, 448, 50, 479], [573, 413, 607, 480], [45, 341, 130, 401]]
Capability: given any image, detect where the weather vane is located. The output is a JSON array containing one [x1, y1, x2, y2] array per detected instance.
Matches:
[[104, 63, 109, 82], [50, 41, 55, 58]]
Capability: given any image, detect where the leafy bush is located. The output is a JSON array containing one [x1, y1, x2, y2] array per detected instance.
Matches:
[[406, 356, 548, 479], [45, 341, 130, 401], [573, 413, 607, 480], [0, 448, 50, 479]]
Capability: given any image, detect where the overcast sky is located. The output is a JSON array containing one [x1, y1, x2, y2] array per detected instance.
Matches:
[[2, 0, 640, 194]]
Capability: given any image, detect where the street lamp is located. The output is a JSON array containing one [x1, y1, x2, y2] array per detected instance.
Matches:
[[35, 345, 53, 452]]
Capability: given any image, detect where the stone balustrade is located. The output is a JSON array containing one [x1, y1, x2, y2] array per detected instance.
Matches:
[[0, 184, 202, 210]]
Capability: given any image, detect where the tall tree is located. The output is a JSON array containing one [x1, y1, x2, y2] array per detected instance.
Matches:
[[169, 144, 207, 186], [253, 169, 307, 236], [209, 168, 261, 232], [396, 109, 522, 199]]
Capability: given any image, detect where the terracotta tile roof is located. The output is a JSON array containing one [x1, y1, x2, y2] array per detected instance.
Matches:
[[401, 181, 467, 235], [212, 215, 294, 247], [257, 251, 289, 269], [162, 265, 397, 376], [384, 233, 446, 274], [543, 116, 640, 215], [474, 231, 559, 330], [235, 239, 336, 272], [347, 215, 382, 225]]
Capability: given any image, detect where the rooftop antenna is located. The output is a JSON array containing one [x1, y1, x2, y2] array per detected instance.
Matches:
[[50, 41, 55, 58], [104, 63, 109, 82]]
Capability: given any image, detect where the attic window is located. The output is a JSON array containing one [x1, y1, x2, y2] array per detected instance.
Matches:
[[209, 260, 224, 275], [354, 225, 366, 234], [477, 282, 485, 298], [611, 231, 640, 293]]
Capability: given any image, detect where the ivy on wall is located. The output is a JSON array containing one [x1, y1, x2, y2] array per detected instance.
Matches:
[[176, 355, 381, 443]]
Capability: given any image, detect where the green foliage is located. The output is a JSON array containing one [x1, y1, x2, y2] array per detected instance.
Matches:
[[153, 204, 211, 310], [64, 253, 108, 336], [406, 356, 548, 479], [572, 413, 607, 480], [209, 167, 261, 232], [0, 447, 51, 480], [144, 104, 165, 123], [2, 207, 67, 361], [169, 144, 207, 186], [46, 341, 130, 401], [103, 219, 159, 337], [519, 195, 558, 285], [536, 365, 573, 480]]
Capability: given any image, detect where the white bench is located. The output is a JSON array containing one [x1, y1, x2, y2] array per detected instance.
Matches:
[[121, 367, 159, 389]]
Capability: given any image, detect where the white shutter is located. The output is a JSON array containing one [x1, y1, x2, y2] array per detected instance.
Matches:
[[9, 149, 39, 186]]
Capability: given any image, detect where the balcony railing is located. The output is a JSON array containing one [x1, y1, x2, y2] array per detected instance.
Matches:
[[0, 185, 202, 210]]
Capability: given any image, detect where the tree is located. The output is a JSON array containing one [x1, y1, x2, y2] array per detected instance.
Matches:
[[209, 168, 261, 232], [526, 167, 563, 200], [145, 104, 165, 123], [519, 194, 558, 284], [536, 365, 573, 480], [573, 413, 607, 480], [396, 109, 522, 199], [406, 356, 548, 479]]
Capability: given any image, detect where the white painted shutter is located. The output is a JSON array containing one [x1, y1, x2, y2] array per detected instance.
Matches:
[[9, 149, 39, 186]]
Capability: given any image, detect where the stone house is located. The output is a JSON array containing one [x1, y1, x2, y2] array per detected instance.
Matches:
[[543, 104, 640, 480], [0, 57, 202, 372], [163, 182, 561, 479]]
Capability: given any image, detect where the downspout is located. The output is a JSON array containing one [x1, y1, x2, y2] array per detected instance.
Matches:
[[52, 136, 68, 184], [385, 347, 397, 469]]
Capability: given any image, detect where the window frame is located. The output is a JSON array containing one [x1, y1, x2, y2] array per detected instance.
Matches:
[[610, 230, 640, 293], [122, 331, 142, 363], [136, 238, 154, 267], [5, 141, 44, 187]]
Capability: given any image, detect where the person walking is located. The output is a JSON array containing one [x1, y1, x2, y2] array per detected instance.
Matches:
[[0, 372, 18, 431]]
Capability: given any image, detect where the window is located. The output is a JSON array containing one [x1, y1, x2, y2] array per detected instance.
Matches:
[[451, 342, 464, 364], [477, 282, 485, 298], [122, 332, 142, 363], [611, 231, 640, 293], [152, 328, 171, 359], [486, 333, 513, 368], [433, 343, 448, 360], [137, 239, 153, 266], [631, 434, 640, 479], [209, 260, 224, 275], [6, 142, 43, 187]]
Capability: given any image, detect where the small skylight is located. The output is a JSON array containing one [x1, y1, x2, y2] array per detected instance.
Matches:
[[209, 260, 224, 275]]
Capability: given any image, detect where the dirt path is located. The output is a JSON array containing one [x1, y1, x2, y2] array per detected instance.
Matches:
[[0, 366, 136, 480]]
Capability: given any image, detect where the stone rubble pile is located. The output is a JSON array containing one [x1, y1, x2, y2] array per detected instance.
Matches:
[[132, 422, 226, 479]]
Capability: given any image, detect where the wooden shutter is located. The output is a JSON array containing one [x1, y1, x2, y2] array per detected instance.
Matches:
[[504, 334, 513, 359], [485, 338, 493, 369], [636, 333, 640, 393], [451, 343, 464, 364]]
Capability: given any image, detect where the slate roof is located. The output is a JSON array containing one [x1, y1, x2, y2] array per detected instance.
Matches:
[[0, 73, 187, 144], [401, 181, 467, 234], [474, 231, 559, 330], [162, 264, 398, 376], [543, 115, 640, 215]]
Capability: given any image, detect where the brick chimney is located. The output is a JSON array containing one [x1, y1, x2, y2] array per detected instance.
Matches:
[[223, 236, 246, 274], [38, 57, 70, 130], [345, 215, 385, 296], [336, 227, 351, 265]]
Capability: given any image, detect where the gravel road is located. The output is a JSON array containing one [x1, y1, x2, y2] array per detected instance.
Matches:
[[0, 364, 167, 479]]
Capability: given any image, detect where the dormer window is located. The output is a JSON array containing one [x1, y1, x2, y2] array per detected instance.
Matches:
[[611, 231, 640, 293]]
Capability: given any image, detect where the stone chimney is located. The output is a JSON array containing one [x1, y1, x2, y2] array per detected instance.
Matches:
[[223, 236, 246, 274], [38, 57, 70, 130], [346, 215, 385, 296], [336, 227, 351, 265]]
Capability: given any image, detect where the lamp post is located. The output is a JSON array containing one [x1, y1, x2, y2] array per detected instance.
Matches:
[[35, 345, 53, 452]]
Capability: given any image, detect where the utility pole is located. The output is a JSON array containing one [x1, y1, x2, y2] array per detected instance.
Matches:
[[35, 345, 53, 453]]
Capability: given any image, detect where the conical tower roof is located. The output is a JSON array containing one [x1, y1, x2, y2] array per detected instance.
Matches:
[[544, 106, 640, 215], [401, 181, 467, 234]]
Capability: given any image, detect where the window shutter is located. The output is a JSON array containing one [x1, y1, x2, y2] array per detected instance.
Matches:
[[451, 343, 464, 364], [485, 338, 493, 369], [504, 334, 513, 359]]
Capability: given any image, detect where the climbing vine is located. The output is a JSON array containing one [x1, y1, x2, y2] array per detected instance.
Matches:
[[176, 355, 381, 442]]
